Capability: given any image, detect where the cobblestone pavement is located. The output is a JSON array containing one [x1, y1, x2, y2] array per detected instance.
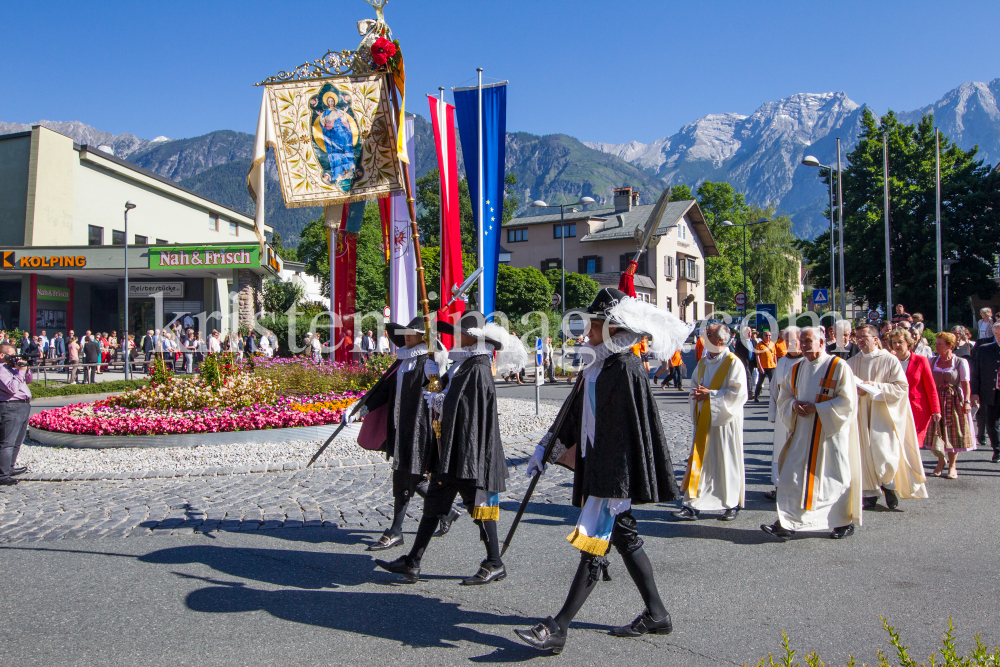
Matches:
[[0, 410, 691, 544]]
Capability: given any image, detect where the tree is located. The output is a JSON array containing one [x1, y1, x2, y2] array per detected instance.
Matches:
[[297, 216, 329, 290], [496, 265, 551, 320], [354, 201, 389, 317], [669, 184, 693, 201], [543, 269, 600, 310], [262, 278, 304, 314], [416, 169, 519, 256], [801, 109, 1000, 328], [269, 230, 298, 262]]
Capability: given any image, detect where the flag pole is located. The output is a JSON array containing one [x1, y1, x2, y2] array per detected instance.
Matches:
[[476, 68, 484, 314], [935, 129, 943, 330], [883, 133, 892, 316]]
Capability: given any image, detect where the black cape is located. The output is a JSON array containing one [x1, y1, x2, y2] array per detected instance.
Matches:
[[435, 354, 508, 494], [358, 353, 434, 476], [550, 349, 677, 507]]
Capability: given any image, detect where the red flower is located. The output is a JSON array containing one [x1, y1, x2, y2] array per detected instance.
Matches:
[[370, 37, 396, 67]]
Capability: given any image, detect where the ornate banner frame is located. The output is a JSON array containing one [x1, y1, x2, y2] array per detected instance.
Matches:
[[265, 73, 403, 208]]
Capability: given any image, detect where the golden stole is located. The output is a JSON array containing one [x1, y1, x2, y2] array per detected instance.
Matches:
[[681, 354, 737, 498]]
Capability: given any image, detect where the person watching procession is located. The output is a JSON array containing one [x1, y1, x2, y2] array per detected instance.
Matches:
[[911, 313, 925, 337], [516, 288, 689, 654], [952, 326, 972, 362], [847, 324, 927, 510], [887, 328, 941, 465], [733, 326, 755, 393], [753, 329, 777, 403], [377, 329, 391, 355], [0, 343, 32, 486], [761, 326, 861, 542], [673, 322, 748, 522], [376, 312, 513, 586], [891, 303, 913, 325], [977, 307, 994, 342], [826, 320, 859, 360], [929, 332, 976, 477], [765, 327, 804, 501]]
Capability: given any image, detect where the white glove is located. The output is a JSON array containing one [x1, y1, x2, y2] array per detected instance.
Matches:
[[527, 443, 547, 478], [343, 401, 361, 423], [424, 360, 439, 377], [423, 391, 445, 413]]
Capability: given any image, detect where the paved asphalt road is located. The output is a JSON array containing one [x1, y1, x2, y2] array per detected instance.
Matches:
[[2, 377, 1000, 666]]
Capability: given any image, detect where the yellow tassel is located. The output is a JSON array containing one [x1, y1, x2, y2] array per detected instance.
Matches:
[[471, 506, 499, 522], [566, 528, 610, 556]]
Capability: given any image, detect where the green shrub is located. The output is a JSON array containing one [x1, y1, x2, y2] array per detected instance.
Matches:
[[30, 379, 149, 398], [749, 618, 1000, 667]]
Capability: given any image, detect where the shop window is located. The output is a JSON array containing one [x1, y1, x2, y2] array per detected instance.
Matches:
[[88, 225, 103, 246], [577, 256, 602, 274], [553, 223, 576, 239], [112, 230, 125, 246], [209, 214, 219, 232], [229, 222, 238, 236], [506, 228, 528, 243], [135, 235, 148, 245]]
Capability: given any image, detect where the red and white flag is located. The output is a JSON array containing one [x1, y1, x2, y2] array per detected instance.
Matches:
[[428, 95, 464, 347]]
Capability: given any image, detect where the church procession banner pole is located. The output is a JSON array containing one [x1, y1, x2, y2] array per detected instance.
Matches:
[[883, 133, 893, 317], [476, 68, 485, 313], [836, 138, 846, 319], [935, 129, 943, 330]]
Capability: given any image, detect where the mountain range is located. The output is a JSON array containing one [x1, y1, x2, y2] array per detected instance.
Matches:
[[3, 78, 998, 243]]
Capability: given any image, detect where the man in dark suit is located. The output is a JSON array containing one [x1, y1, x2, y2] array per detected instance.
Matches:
[[82, 335, 101, 384], [52, 332, 66, 369], [19, 332, 38, 366], [971, 321, 1000, 463]]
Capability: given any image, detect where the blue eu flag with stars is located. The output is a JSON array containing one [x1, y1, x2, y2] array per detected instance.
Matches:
[[453, 82, 507, 318]]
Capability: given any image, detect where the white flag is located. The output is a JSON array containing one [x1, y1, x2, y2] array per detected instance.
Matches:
[[390, 116, 417, 331]]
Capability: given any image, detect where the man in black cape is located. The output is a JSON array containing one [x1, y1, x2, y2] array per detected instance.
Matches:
[[376, 312, 510, 585], [515, 288, 690, 654], [346, 317, 461, 551]]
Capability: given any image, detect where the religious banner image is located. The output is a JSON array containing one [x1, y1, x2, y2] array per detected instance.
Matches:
[[265, 73, 403, 207]]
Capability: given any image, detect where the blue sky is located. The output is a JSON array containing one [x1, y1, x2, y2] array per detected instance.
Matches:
[[2, 0, 997, 144]]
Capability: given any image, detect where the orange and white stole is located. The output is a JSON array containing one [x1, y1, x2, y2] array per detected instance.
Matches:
[[784, 356, 842, 511], [681, 353, 736, 498]]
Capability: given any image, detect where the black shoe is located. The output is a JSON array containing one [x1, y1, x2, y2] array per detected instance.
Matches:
[[763, 489, 777, 501], [993, 451, 1000, 463], [374, 556, 420, 582], [863, 496, 879, 509], [609, 609, 673, 637], [760, 521, 795, 542], [718, 507, 740, 521], [882, 486, 899, 510], [830, 524, 855, 540], [433, 508, 461, 537], [515, 617, 566, 654], [366, 533, 404, 551], [753, 396, 760, 403], [670, 506, 700, 521], [0, 476, 18, 486], [10, 467, 27, 476], [460, 560, 507, 586]]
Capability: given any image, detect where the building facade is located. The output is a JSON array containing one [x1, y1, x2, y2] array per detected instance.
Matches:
[[0, 125, 280, 336], [504, 187, 720, 322]]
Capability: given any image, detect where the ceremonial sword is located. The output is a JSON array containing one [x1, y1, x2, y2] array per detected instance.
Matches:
[[501, 373, 586, 557], [306, 407, 357, 468]]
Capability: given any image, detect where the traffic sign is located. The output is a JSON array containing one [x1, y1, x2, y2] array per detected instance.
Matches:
[[536, 337, 543, 366], [812, 289, 829, 305], [868, 309, 880, 322], [757, 303, 777, 325], [551, 293, 561, 307], [734, 292, 747, 307], [382, 306, 391, 318]]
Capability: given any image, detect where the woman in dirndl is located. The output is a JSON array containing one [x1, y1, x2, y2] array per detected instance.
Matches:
[[924, 332, 975, 479]]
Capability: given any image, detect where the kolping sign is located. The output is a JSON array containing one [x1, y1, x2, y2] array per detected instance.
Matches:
[[2, 251, 86, 269]]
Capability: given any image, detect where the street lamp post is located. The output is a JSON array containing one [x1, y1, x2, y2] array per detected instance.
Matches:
[[802, 155, 837, 313], [720, 218, 768, 313], [529, 197, 596, 314], [123, 201, 136, 380], [942, 256, 958, 330]]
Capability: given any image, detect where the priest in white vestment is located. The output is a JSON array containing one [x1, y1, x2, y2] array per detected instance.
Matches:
[[673, 323, 748, 522], [847, 324, 928, 509], [766, 327, 804, 500], [762, 327, 862, 541]]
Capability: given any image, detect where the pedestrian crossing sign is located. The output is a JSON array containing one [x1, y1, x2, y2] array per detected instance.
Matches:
[[813, 289, 829, 305]]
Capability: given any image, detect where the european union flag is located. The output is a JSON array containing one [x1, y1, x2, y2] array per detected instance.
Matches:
[[453, 82, 507, 318]]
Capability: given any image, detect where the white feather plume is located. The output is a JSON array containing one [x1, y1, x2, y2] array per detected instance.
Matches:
[[485, 322, 529, 375], [606, 297, 693, 358]]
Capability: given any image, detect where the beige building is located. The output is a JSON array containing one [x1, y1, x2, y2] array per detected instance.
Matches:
[[0, 125, 280, 336], [504, 187, 719, 322]]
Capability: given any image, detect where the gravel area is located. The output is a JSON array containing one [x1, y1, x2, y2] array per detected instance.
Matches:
[[17, 398, 563, 477]]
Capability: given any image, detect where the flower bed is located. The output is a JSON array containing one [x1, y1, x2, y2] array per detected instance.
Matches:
[[248, 355, 394, 396], [29, 391, 363, 436]]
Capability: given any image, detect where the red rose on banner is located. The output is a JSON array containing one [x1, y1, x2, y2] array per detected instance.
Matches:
[[370, 37, 397, 66]]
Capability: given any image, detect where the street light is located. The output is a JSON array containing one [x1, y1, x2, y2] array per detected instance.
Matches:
[[720, 218, 768, 313], [942, 255, 958, 330], [802, 155, 837, 313], [123, 201, 136, 380], [529, 196, 596, 314]]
